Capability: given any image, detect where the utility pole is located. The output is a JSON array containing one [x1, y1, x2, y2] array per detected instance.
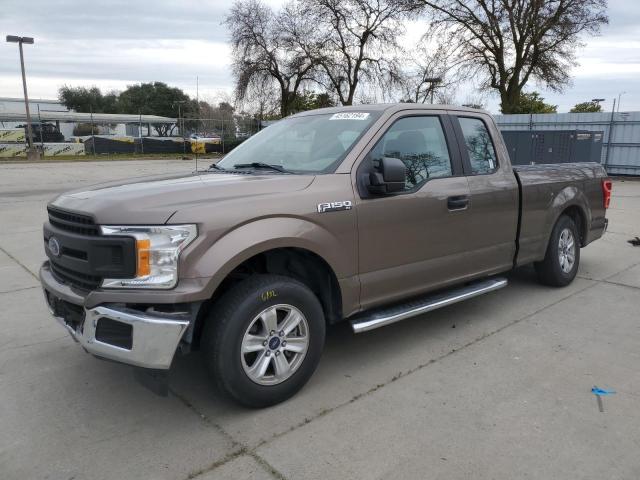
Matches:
[[37, 103, 44, 148], [617, 92, 626, 112], [604, 98, 616, 167], [196, 76, 199, 119], [173, 100, 188, 158], [6, 35, 40, 160]]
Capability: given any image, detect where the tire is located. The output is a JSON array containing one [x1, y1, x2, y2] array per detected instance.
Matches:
[[534, 215, 581, 287], [201, 274, 326, 408]]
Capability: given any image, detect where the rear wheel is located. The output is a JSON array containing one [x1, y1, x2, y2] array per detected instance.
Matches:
[[202, 274, 325, 408], [535, 215, 580, 287]]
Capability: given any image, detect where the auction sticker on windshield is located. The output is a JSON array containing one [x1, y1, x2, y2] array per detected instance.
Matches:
[[329, 112, 370, 120]]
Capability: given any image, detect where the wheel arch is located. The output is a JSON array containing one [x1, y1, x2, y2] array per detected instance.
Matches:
[[558, 204, 588, 246], [547, 185, 591, 248], [191, 246, 343, 348], [189, 217, 352, 346]]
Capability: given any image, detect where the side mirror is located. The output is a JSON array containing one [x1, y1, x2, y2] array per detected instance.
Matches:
[[368, 157, 406, 194]]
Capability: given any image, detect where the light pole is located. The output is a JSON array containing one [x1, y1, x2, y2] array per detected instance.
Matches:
[[617, 92, 626, 112], [423, 77, 442, 104], [6, 35, 40, 160]]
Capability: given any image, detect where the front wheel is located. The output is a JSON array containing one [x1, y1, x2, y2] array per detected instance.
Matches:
[[535, 215, 581, 287], [202, 274, 325, 408]]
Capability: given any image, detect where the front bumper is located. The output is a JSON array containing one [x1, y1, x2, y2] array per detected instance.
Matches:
[[40, 263, 190, 369]]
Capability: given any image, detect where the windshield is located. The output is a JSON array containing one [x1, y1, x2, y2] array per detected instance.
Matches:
[[217, 111, 380, 174]]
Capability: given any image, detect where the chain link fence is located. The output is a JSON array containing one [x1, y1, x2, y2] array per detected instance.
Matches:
[[1, 114, 263, 159]]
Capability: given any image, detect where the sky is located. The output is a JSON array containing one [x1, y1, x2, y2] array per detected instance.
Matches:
[[1, 0, 638, 114]]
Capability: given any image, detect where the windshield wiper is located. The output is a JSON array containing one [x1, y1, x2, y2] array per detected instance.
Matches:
[[233, 162, 291, 174], [208, 163, 226, 171]]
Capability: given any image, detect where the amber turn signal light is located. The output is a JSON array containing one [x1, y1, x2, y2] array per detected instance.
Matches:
[[136, 239, 151, 277]]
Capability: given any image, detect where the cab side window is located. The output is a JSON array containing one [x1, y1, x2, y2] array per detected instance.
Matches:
[[370, 116, 452, 191], [458, 117, 498, 174]]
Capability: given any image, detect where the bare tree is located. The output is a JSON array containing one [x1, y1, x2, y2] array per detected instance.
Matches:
[[242, 76, 281, 120], [461, 93, 487, 109], [225, 0, 318, 117], [402, 41, 462, 104], [434, 90, 457, 105], [300, 0, 420, 106], [419, 0, 608, 113]]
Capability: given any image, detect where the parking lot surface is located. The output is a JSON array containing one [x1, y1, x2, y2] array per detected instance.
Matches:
[[1, 159, 639, 480]]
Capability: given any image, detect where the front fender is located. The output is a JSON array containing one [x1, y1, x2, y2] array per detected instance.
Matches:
[[186, 216, 357, 299]]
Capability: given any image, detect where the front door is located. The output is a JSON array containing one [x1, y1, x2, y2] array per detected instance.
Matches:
[[355, 113, 473, 310]]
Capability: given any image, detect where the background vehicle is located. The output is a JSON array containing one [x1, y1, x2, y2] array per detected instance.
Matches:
[[39, 104, 611, 407], [18, 122, 64, 143]]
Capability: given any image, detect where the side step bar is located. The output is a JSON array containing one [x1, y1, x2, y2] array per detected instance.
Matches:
[[350, 277, 508, 334]]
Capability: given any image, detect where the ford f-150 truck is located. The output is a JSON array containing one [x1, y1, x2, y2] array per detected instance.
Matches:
[[40, 104, 611, 407]]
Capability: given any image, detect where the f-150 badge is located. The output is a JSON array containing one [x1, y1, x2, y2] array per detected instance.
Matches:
[[317, 201, 352, 213]]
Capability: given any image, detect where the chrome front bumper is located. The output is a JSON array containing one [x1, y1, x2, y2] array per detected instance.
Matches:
[[40, 263, 190, 370]]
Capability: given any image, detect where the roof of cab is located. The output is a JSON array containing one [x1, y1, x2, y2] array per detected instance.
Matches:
[[291, 103, 489, 117]]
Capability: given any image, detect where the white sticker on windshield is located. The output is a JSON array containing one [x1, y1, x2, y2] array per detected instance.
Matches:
[[329, 112, 370, 121]]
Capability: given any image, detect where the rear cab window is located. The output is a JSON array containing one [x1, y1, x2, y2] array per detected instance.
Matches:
[[457, 117, 499, 175]]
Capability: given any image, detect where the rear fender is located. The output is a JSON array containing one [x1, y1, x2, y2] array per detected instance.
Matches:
[[545, 185, 591, 247]]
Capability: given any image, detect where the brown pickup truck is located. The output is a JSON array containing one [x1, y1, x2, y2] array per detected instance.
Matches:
[[40, 104, 611, 407]]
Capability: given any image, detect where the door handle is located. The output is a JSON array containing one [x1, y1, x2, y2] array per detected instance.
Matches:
[[447, 195, 469, 211]]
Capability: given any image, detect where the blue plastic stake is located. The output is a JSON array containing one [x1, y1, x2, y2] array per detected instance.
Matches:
[[592, 386, 616, 412], [592, 386, 616, 396]]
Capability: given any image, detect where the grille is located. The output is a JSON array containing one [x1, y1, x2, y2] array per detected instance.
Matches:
[[50, 261, 102, 291], [48, 207, 99, 236]]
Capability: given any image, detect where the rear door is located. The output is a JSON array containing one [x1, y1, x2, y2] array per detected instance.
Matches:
[[450, 114, 519, 275], [354, 111, 474, 310]]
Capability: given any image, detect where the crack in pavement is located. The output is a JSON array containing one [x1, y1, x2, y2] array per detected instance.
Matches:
[[0, 245, 39, 280], [170, 278, 606, 479], [597, 279, 640, 291], [0, 227, 43, 234], [1, 334, 70, 352], [0, 285, 40, 295], [169, 388, 287, 480], [577, 259, 640, 285], [169, 264, 639, 477], [250, 279, 602, 451]]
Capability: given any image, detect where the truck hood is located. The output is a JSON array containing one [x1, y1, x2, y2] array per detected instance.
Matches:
[[50, 172, 315, 224]]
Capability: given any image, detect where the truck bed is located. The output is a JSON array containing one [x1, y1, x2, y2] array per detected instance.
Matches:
[[513, 162, 608, 266]]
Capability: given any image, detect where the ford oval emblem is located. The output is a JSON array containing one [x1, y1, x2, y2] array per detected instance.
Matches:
[[48, 236, 61, 257]]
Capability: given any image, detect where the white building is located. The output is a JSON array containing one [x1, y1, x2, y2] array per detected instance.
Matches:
[[0, 97, 75, 138], [0, 97, 175, 141]]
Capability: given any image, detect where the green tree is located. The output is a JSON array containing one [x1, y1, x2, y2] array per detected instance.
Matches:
[[58, 86, 119, 113], [570, 101, 602, 113], [289, 91, 335, 113], [118, 82, 195, 136], [59, 82, 199, 136], [511, 92, 557, 114]]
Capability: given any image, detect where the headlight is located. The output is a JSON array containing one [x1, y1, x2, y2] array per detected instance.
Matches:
[[100, 225, 197, 289]]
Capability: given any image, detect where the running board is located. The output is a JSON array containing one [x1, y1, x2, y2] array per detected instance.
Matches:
[[350, 278, 508, 334]]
